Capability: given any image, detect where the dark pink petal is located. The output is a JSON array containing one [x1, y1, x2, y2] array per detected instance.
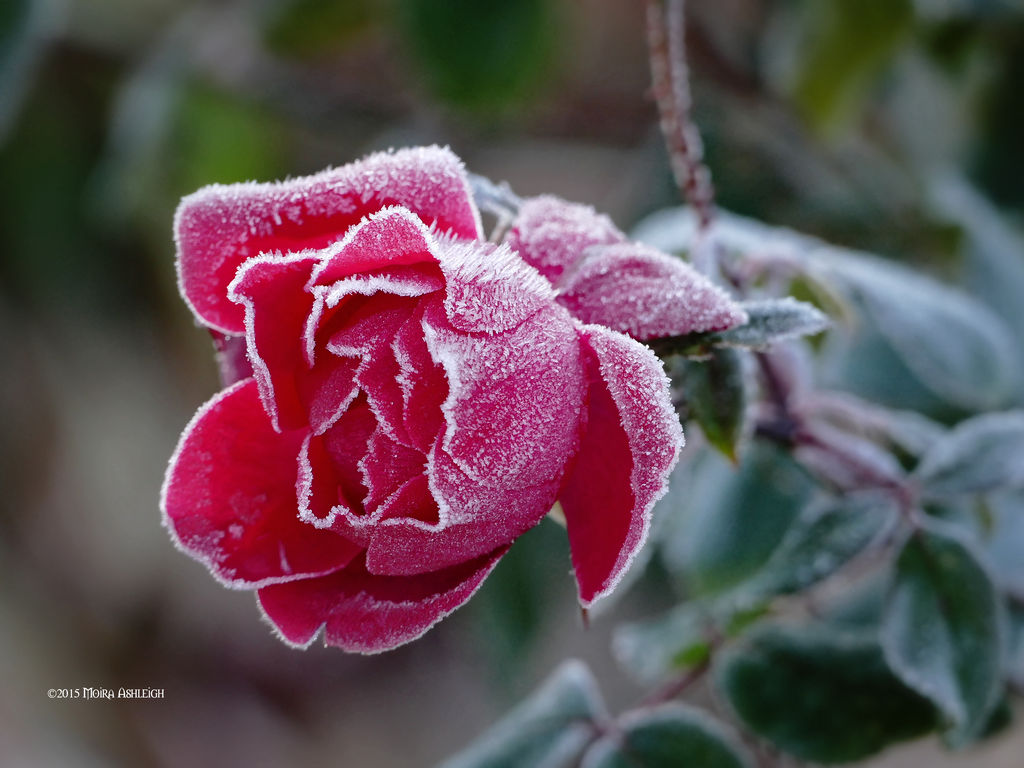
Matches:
[[297, 397, 378, 530], [326, 296, 419, 445], [229, 253, 362, 433], [309, 206, 439, 287], [436, 239, 554, 334], [364, 441, 557, 576], [560, 325, 683, 607], [360, 428, 426, 513], [393, 305, 448, 452], [306, 264, 442, 368], [558, 243, 747, 340], [422, 300, 586, 489], [256, 549, 507, 653], [229, 253, 318, 430], [504, 195, 624, 285], [161, 379, 360, 588], [175, 146, 481, 334]]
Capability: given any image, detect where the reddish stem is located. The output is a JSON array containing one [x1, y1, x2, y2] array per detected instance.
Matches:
[[646, 0, 715, 232]]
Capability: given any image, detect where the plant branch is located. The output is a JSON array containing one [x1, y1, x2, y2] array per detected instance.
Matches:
[[637, 656, 712, 708], [646, 0, 715, 232]]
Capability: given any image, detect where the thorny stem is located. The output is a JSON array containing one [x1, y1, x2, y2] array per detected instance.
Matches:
[[638, 7, 913, 765], [646, 0, 715, 234]]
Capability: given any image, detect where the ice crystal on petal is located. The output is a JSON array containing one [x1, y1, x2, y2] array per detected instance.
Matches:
[[175, 146, 480, 334], [504, 195, 624, 284], [559, 243, 747, 339]]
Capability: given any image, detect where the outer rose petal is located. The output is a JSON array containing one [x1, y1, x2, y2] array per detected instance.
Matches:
[[161, 379, 361, 588], [256, 549, 507, 653], [175, 146, 481, 334], [560, 325, 683, 607], [504, 195, 624, 285], [558, 243, 747, 340]]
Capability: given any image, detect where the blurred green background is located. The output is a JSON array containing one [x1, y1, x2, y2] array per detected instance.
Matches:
[[1, 0, 1023, 765]]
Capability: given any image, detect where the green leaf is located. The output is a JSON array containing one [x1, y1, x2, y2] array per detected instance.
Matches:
[[717, 624, 936, 763], [681, 348, 747, 461], [711, 298, 829, 350], [1007, 601, 1024, 684], [581, 706, 752, 768], [742, 492, 897, 598], [631, 204, 1022, 412], [395, 0, 557, 109], [613, 602, 716, 685], [790, 0, 914, 133], [930, 175, 1024, 369], [664, 444, 816, 596], [914, 411, 1024, 498], [0, 0, 53, 141], [813, 250, 1021, 412], [468, 520, 567, 686], [262, 0, 377, 57], [881, 523, 1005, 745], [438, 660, 604, 768]]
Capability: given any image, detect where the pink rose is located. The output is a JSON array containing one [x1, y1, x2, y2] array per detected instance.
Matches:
[[162, 146, 737, 652]]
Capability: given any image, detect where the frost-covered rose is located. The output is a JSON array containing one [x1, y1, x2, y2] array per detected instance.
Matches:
[[162, 146, 741, 652]]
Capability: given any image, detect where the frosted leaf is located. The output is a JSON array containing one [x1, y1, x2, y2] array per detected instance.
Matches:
[[438, 239, 554, 334], [914, 411, 1024, 498], [256, 548, 506, 653], [161, 379, 360, 588], [560, 324, 684, 607], [422, 301, 585, 489], [814, 252, 1021, 410], [438, 660, 606, 768], [175, 145, 481, 334], [558, 242, 747, 340], [882, 522, 1004, 745], [712, 298, 828, 349], [504, 195, 624, 285], [795, 422, 905, 492]]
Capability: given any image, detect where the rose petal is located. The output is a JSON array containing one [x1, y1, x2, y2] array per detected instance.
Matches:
[[309, 206, 439, 287], [360, 428, 426, 513], [504, 195, 624, 285], [437, 239, 554, 334], [558, 243, 747, 340], [161, 379, 360, 588], [325, 296, 419, 445], [256, 549, 506, 653], [175, 146, 481, 334], [560, 325, 683, 607], [422, 300, 585, 489], [363, 440, 558, 576], [297, 396, 378, 530], [393, 305, 448, 452], [229, 253, 360, 433]]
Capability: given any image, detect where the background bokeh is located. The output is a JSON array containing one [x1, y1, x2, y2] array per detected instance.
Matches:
[[2, 0, 1023, 765]]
